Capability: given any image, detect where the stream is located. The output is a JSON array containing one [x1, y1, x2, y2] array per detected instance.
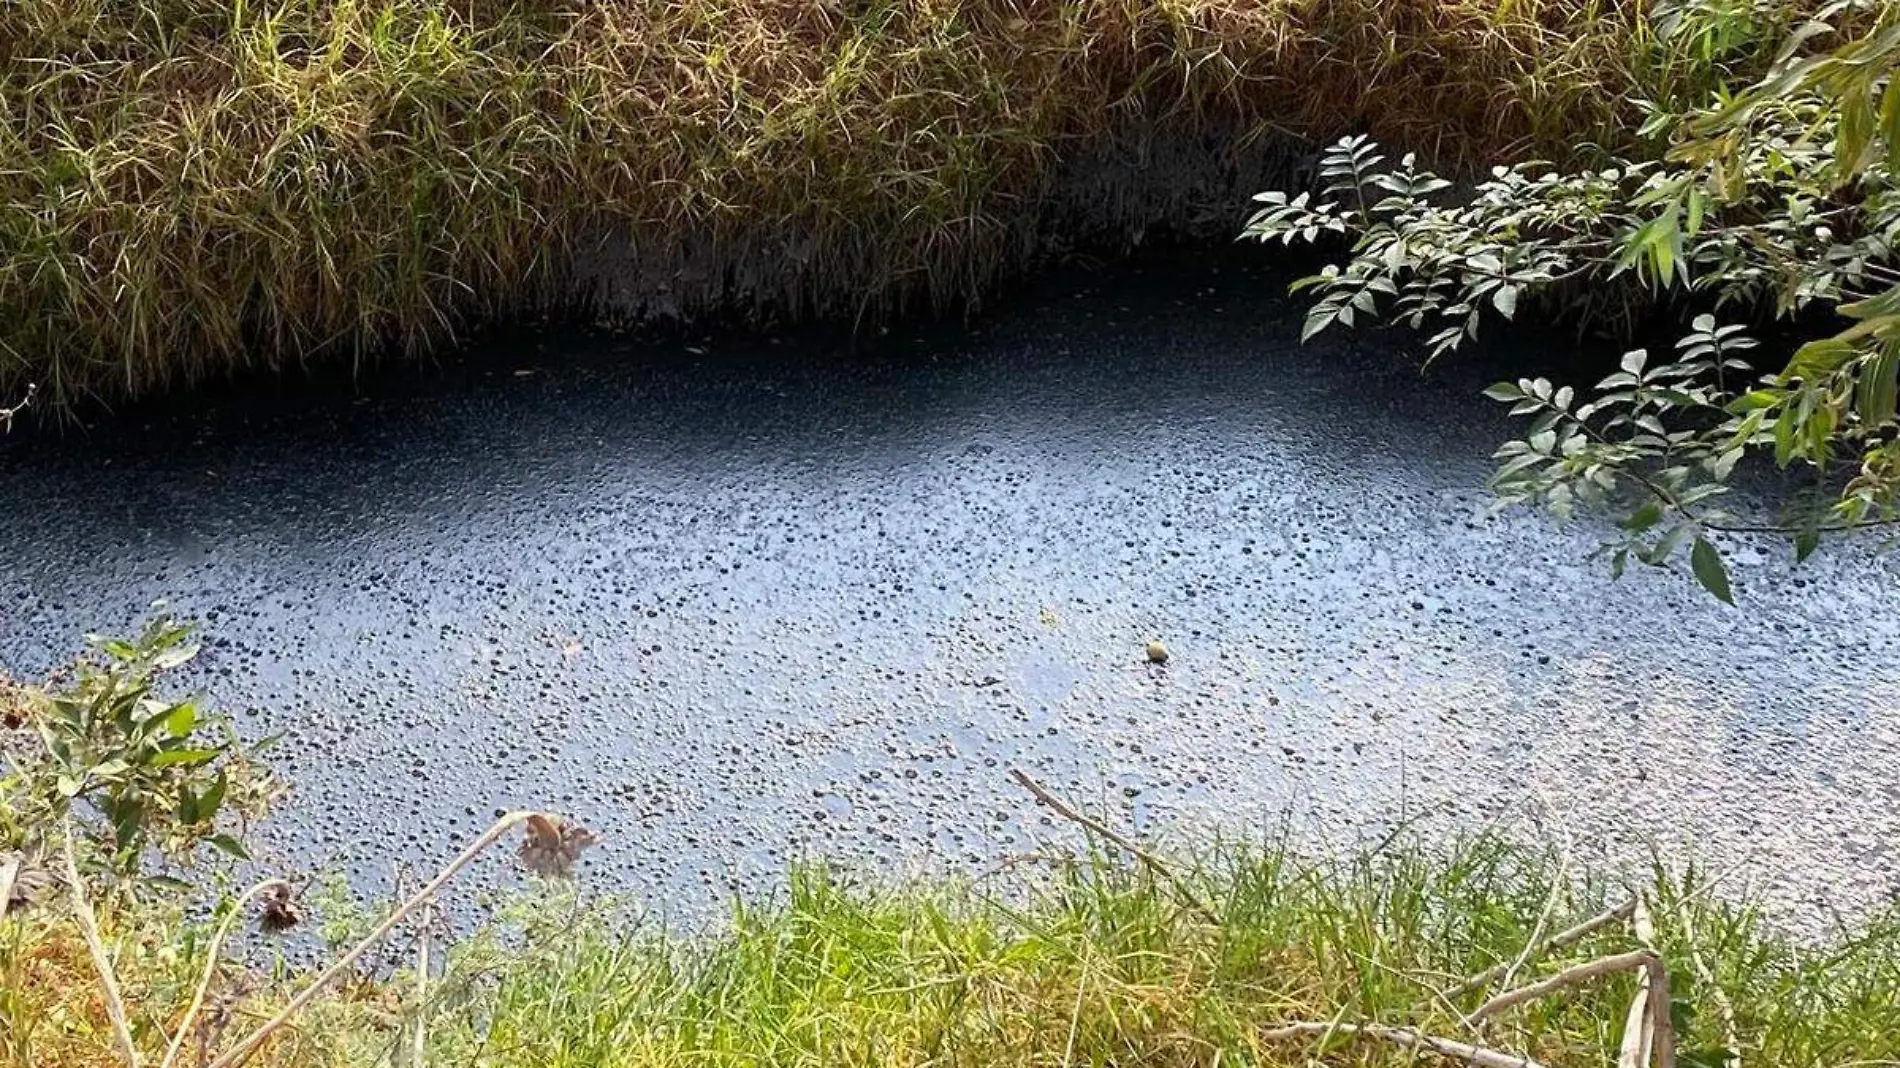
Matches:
[[3, 247, 1897, 919]]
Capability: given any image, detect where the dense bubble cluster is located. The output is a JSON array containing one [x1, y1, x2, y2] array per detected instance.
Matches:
[[2, 248, 1897, 920]]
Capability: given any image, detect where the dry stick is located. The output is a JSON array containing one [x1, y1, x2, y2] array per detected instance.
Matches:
[[1634, 895, 1677, 1068], [1444, 897, 1637, 1001], [1008, 768, 1217, 924], [1647, 957, 1678, 1068], [1618, 962, 1654, 1068], [156, 880, 292, 1068], [1470, 950, 1658, 1022], [206, 811, 539, 1068], [1261, 1022, 1548, 1068], [62, 825, 142, 1068]]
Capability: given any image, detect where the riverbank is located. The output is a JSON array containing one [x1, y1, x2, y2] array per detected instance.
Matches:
[[8, 829, 1896, 1068], [1, 0, 1761, 408]]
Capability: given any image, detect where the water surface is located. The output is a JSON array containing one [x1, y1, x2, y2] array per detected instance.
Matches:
[[3, 248, 1896, 918]]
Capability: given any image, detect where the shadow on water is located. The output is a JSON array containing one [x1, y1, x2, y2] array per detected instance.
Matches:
[[1, 242, 1896, 920]]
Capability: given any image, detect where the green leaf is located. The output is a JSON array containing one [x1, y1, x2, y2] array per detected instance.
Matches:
[[1690, 537, 1734, 604], [1621, 502, 1664, 533], [1783, 338, 1859, 382], [198, 771, 228, 822], [109, 799, 145, 850], [1794, 529, 1820, 562], [147, 747, 220, 769], [1482, 382, 1525, 402], [1857, 342, 1900, 426], [207, 834, 252, 861], [1726, 389, 1781, 413], [150, 641, 201, 672]]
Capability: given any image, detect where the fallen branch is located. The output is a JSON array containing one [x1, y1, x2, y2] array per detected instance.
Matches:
[[1445, 897, 1637, 1000], [1471, 950, 1657, 1021], [1262, 1021, 1547, 1068], [1008, 768, 1217, 924], [63, 826, 141, 1068]]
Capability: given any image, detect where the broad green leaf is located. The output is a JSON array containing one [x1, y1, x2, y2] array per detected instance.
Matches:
[[208, 835, 252, 861], [1621, 502, 1664, 533], [1782, 338, 1858, 382], [1795, 529, 1820, 562], [198, 771, 228, 821], [1856, 342, 1900, 426], [1690, 537, 1734, 604], [150, 641, 200, 671]]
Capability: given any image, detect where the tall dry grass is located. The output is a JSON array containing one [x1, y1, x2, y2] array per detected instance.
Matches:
[[0, 0, 1693, 406]]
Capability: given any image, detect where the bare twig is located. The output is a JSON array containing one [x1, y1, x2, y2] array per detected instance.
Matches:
[[207, 811, 541, 1068], [1648, 956, 1678, 1068], [157, 880, 292, 1068], [1008, 768, 1217, 924], [1471, 950, 1658, 1021], [0, 383, 34, 433], [1444, 898, 1637, 1000], [1619, 961, 1654, 1068], [63, 825, 141, 1068], [1261, 1022, 1548, 1068]]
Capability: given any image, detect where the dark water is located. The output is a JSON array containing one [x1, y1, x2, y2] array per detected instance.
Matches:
[[3, 248, 1897, 919]]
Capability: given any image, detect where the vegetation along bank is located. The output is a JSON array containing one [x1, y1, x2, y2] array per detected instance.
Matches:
[[3, 624, 1899, 1068], [1, 0, 1780, 407]]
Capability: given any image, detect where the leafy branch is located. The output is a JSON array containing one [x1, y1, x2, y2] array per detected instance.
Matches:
[[1245, 0, 1900, 600]]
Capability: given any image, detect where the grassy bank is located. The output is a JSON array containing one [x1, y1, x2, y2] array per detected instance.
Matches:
[[1, 0, 1758, 408], [8, 836, 1900, 1068], [7, 628, 1900, 1067]]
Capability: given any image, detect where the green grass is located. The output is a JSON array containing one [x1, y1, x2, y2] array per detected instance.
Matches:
[[7, 835, 1898, 1068], [0, 0, 1796, 409]]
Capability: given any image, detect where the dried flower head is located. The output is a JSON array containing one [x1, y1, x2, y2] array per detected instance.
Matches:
[[256, 880, 303, 934], [518, 813, 599, 878]]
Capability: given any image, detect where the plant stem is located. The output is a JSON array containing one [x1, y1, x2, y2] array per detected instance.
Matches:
[[157, 879, 292, 1068], [206, 811, 538, 1068], [62, 824, 141, 1068]]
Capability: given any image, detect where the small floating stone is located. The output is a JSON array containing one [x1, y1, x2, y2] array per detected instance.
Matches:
[[1145, 640, 1169, 664]]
